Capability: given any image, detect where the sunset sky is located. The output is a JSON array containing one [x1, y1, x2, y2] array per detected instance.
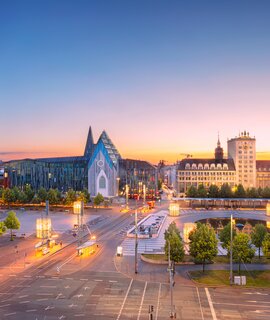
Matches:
[[1, 1, 270, 164]]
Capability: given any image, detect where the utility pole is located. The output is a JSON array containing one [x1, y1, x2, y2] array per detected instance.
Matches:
[[168, 242, 176, 318], [135, 197, 138, 274], [230, 213, 233, 285]]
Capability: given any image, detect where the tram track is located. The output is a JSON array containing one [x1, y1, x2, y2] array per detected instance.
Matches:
[[0, 210, 134, 297]]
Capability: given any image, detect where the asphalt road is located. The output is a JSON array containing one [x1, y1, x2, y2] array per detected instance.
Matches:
[[0, 205, 270, 319]]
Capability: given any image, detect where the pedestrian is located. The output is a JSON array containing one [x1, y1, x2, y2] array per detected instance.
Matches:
[[60, 241, 63, 248]]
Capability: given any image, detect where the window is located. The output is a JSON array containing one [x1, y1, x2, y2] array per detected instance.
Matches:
[[99, 176, 106, 189], [185, 164, 191, 170], [192, 163, 197, 170]]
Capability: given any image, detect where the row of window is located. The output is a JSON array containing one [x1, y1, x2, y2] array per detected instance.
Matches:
[[179, 171, 235, 176], [184, 163, 228, 170]]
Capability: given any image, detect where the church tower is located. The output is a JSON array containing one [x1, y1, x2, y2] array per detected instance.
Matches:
[[215, 134, 224, 162]]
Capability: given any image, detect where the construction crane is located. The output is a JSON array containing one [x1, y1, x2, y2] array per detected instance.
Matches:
[[179, 153, 193, 159]]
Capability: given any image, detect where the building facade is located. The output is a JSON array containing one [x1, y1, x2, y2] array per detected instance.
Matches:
[[256, 160, 270, 188], [227, 131, 256, 189], [177, 137, 236, 194], [1, 127, 157, 198]]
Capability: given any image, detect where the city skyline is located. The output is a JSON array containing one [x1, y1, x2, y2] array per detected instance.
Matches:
[[1, 1, 270, 163]]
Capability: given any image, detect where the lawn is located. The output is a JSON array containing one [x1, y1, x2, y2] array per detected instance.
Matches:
[[142, 254, 194, 263], [213, 255, 270, 264], [189, 270, 270, 287]]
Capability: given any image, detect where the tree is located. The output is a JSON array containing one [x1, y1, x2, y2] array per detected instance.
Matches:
[[164, 229, 185, 263], [234, 184, 246, 198], [208, 184, 219, 198], [262, 187, 270, 198], [189, 224, 218, 272], [77, 189, 90, 204], [186, 185, 197, 198], [219, 183, 232, 198], [197, 184, 207, 198], [93, 193, 104, 207], [232, 233, 255, 274], [24, 185, 35, 203], [219, 222, 236, 251], [37, 187, 48, 203], [262, 233, 270, 259], [65, 189, 77, 205], [0, 221, 6, 236], [251, 224, 267, 258], [2, 188, 15, 205], [47, 189, 61, 205], [4, 211, 20, 241], [246, 187, 259, 198], [12, 187, 21, 203]]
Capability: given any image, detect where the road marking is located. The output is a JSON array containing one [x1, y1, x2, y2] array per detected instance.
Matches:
[[24, 275, 32, 278], [214, 302, 270, 308], [137, 282, 147, 320], [109, 280, 118, 283], [94, 279, 103, 282], [0, 304, 10, 308], [26, 309, 37, 312], [80, 278, 88, 281], [40, 285, 57, 288], [45, 306, 55, 310], [205, 288, 217, 320], [196, 287, 205, 320], [37, 298, 49, 301], [18, 295, 28, 299], [58, 316, 66, 319], [116, 278, 133, 320], [19, 301, 30, 304], [57, 253, 77, 270], [247, 300, 270, 304], [56, 293, 63, 300], [155, 283, 161, 320], [37, 293, 53, 296], [74, 315, 85, 317], [4, 312, 16, 316]]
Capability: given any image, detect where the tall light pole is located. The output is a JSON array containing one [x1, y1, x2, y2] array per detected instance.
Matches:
[[135, 197, 139, 274], [116, 177, 120, 197], [168, 241, 175, 318], [125, 184, 129, 209], [230, 213, 233, 285], [143, 184, 146, 206]]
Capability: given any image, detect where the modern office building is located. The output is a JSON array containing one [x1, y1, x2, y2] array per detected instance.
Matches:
[[1, 127, 157, 198]]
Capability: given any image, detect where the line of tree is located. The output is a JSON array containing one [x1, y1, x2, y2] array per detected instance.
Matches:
[[219, 222, 270, 273], [164, 222, 185, 263], [186, 183, 270, 198], [0, 186, 90, 206]]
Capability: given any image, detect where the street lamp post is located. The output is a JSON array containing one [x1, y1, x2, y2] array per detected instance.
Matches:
[[125, 184, 129, 209], [230, 214, 233, 285], [135, 198, 138, 274], [116, 177, 120, 197], [168, 241, 175, 318]]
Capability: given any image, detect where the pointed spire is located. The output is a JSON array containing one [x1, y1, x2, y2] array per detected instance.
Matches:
[[84, 126, 94, 158], [217, 132, 221, 147]]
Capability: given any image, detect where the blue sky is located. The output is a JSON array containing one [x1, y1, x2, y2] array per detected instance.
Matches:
[[1, 0, 270, 163]]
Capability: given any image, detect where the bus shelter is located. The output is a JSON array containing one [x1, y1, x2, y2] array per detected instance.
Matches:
[[76, 240, 96, 256]]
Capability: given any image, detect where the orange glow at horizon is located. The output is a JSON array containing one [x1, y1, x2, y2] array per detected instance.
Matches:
[[1, 150, 270, 165]]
